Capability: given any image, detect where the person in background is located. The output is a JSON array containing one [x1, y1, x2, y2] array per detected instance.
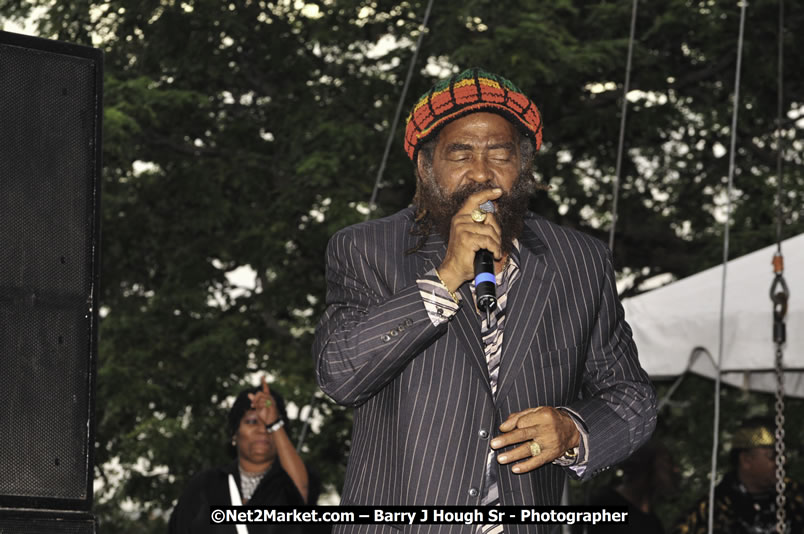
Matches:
[[673, 416, 804, 534], [168, 376, 310, 533], [584, 438, 679, 533]]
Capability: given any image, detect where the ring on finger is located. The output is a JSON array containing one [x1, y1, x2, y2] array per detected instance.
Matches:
[[470, 209, 487, 223], [529, 441, 542, 457]]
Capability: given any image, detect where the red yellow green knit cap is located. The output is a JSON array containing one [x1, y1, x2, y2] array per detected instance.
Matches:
[[404, 67, 543, 161]]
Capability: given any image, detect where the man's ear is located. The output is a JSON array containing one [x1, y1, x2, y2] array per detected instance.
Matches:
[[416, 153, 427, 181]]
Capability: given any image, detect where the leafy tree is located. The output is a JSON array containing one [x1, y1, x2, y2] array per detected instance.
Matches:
[[571, 375, 804, 530], [1, 0, 801, 531]]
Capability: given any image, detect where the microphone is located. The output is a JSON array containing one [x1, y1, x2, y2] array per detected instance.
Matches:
[[474, 201, 497, 320]]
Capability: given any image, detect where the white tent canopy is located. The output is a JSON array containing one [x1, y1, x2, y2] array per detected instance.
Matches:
[[623, 233, 804, 397]]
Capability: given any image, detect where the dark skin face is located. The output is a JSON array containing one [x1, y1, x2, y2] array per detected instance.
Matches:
[[235, 409, 276, 473], [429, 111, 521, 196], [417, 112, 533, 259], [739, 447, 777, 494]]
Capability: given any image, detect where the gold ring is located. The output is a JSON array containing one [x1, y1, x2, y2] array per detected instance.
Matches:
[[265, 399, 272, 408], [470, 209, 487, 223], [529, 441, 541, 457]]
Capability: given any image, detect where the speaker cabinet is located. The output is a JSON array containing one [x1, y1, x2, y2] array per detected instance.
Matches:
[[0, 511, 96, 534], [0, 30, 102, 515]]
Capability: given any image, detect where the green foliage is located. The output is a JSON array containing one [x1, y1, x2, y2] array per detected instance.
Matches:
[[570, 375, 804, 529], [2, 0, 802, 531]]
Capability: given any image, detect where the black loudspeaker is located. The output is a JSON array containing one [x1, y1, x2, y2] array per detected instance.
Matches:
[[0, 511, 96, 533], [0, 29, 102, 528]]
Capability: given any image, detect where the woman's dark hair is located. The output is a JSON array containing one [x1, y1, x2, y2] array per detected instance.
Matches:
[[227, 386, 290, 438]]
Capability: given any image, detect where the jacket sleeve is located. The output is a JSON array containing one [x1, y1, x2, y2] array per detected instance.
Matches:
[[312, 227, 447, 407], [565, 245, 657, 480]]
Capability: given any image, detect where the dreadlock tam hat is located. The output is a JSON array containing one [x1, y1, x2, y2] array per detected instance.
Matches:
[[732, 418, 775, 449], [403, 67, 543, 162]]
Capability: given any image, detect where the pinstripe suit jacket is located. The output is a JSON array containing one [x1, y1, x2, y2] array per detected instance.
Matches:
[[313, 208, 656, 534]]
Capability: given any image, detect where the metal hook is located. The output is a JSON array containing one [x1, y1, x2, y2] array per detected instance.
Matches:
[[770, 273, 789, 302]]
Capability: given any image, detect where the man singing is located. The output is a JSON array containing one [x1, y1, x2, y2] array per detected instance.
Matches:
[[313, 67, 657, 533]]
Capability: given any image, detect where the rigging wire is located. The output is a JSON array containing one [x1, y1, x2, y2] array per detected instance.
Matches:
[[775, 0, 785, 253], [365, 0, 436, 221], [298, 0, 435, 452], [608, 0, 639, 252], [707, 2, 748, 533], [772, 2, 788, 532]]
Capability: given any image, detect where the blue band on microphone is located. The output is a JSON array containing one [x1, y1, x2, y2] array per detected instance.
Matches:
[[474, 272, 496, 286]]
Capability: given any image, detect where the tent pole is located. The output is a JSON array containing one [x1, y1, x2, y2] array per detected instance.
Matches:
[[657, 348, 714, 411]]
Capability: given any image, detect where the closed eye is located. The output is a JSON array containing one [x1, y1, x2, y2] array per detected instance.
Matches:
[[489, 149, 512, 161], [444, 142, 473, 161], [488, 142, 515, 161]]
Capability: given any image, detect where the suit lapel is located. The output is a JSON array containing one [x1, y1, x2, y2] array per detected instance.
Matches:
[[453, 281, 492, 394], [495, 221, 556, 404], [416, 234, 492, 396]]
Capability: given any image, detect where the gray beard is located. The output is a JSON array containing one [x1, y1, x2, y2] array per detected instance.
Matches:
[[416, 172, 535, 254]]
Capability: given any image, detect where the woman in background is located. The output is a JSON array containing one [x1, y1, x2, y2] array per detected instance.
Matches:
[[168, 376, 310, 533]]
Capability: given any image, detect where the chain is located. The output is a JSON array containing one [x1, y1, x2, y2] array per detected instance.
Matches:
[[773, 2, 787, 531], [771, 252, 789, 534], [774, 345, 787, 533]]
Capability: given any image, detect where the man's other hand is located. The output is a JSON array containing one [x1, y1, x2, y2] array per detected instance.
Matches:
[[490, 406, 581, 474]]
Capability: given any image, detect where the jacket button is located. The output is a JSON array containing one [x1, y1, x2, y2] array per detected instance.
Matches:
[[478, 429, 489, 439], [468, 488, 479, 497], [381, 334, 391, 342]]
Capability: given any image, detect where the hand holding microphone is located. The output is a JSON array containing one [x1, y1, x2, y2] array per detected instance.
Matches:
[[437, 189, 503, 319], [473, 200, 497, 315]]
